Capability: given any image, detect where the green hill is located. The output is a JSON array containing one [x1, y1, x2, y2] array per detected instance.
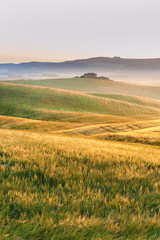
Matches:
[[4, 77, 160, 100], [90, 93, 160, 109], [0, 83, 159, 121]]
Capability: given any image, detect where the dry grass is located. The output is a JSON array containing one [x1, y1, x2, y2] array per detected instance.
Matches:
[[0, 114, 132, 133], [96, 126, 160, 146], [0, 115, 89, 132], [60, 119, 160, 137], [0, 128, 160, 239]]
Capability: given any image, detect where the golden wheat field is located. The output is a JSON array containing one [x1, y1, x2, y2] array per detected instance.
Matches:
[[0, 80, 159, 239]]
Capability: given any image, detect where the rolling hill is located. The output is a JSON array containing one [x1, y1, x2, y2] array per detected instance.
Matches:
[[0, 83, 159, 122], [61, 119, 160, 137], [5, 77, 160, 100], [95, 125, 160, 146], [90, 93, 160, 108]]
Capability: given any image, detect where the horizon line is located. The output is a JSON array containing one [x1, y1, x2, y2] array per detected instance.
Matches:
[[1, 56, 160, 64]]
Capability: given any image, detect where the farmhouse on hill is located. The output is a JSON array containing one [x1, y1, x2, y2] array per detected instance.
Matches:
[[80, 73, 110, 80], [81, 73, 97, 78]]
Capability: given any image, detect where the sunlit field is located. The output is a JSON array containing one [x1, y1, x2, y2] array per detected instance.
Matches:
[[6, 77, 160, 100], [0, 80, 159, 239], [0, 129, 160, 240]]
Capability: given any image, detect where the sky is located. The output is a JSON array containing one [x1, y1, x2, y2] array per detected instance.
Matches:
[[0, 0, 160, 63]]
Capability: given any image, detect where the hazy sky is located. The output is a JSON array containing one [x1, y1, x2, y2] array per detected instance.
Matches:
[[0, 0, 160, 63]]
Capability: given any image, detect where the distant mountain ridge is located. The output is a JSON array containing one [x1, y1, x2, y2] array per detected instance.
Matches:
[[0, 57, 160, 83], [1, 57, 160, 68]]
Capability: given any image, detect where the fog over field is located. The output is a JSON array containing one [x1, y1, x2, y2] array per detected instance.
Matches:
[[1, 57, 160, 84]]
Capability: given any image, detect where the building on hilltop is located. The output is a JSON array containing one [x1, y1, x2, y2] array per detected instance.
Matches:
[[79, 73, 111, 80], [81, 73, 97, 78]]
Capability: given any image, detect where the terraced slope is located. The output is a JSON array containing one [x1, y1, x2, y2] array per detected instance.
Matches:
[[95, 126, 160, 146], [5, 77, 160, 100], [0, 83, 159, 121], [61, 120, 160, 136]]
